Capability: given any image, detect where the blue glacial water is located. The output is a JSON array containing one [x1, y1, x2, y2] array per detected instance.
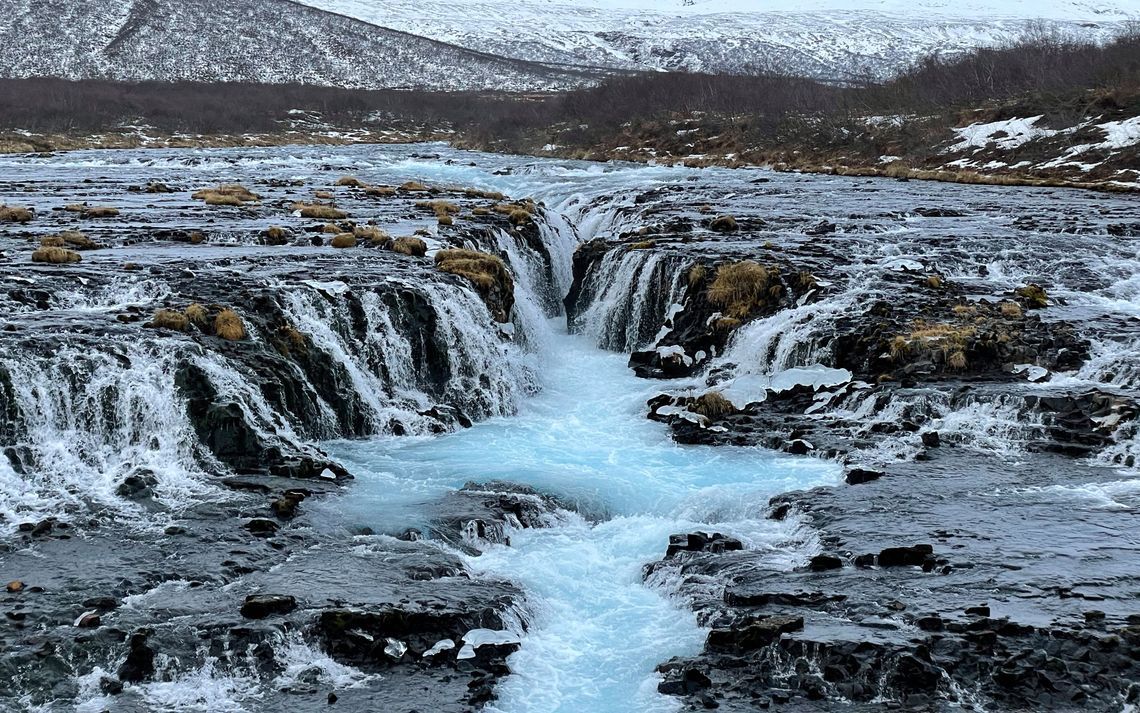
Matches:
[[328, 320, 840, 713]]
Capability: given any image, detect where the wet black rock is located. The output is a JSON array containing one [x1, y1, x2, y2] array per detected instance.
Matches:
[[808, 554, 843, 571], [240, 594, 297, 619], [665, 532, 743, 559], [116, 632, 155, 683], [844, 468, 883, 485]]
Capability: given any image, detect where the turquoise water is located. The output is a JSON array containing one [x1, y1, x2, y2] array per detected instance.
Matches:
[[328, 322, 839, 713]]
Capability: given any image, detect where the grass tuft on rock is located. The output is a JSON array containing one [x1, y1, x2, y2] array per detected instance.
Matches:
[[214, 308, 246, 341], [192, 184, 259, 206], [689, 391, 735, 418], [435, 248, 510, 293], [335, 176, 365, 187], [391, 236, 427, 257], [0, 205, 34, 223], [185, 303, 209, 327], [330, 233, 357, 248], [1000, 301, 1024, 318], [399, 181, 429, 192], [31, 246, 81, 264], [149, 309, 189, 331], [709, 215, 738, 233], [1015, 284, 1049, 309], [354, 225, 389, 245], [708, 260, 777, 318], [293, 203, 347, 220]]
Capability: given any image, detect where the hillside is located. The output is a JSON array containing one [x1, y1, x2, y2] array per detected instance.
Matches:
[[0, 0, 593, 91], [299, 0, 1138, 80]]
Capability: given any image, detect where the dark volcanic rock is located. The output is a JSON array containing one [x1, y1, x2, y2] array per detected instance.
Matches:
[[240, 594, 297, 619]]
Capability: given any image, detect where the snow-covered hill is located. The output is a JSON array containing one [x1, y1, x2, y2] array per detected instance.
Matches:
[[300, 0, 1140, 80], [0, 0, 592, 90]]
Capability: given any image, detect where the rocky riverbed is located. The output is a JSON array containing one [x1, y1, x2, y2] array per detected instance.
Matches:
[[1, 145, 1138, 712]]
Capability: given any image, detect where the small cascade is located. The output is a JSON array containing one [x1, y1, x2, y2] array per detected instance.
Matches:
[[570, 249, 689, 352], [0, 340, 221, 534]]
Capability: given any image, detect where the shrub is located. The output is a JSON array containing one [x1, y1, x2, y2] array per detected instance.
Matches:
[[0, 205, 34, 222], [708, 260, 776, 318], [435, 248, 510, 292], [391, 236, 427, 256], [192, 184, 259, 205], [689, 391, 735, 418], [149, 309, 189, 331], [709, 215, 738, 233], [335, 176, 364, 187], [214, 308, 245, 340], [330, 233, 357, 248], [293, 203, 347, 220], [31, 246, 81, 263]]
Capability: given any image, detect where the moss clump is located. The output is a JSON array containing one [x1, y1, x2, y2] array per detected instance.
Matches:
[[472, 206, 491, 216], [438, 215, 454, 226], [0, 205, 34, 223], [689, 391, 735, 418], [85, 206, 120, 218], [1015, 284, 1049, 309], [435, 248, 511, 293], [508, 209, 532, 226], [313, 190, 335, 200], [708, 260, 778, 319], [214, 308, 245, 341], [149, 309, 189, 331], [294, 203, 347, 220], [391, 236, 427, 257], [31, 246, 81, 264], [321, 223, 344, 234], [709, 215, 738, 233], [335, 176, 365, 187], [192, 184, 259, 206], [1000, 301, 1024, 318], [330, 233, 357, 248]]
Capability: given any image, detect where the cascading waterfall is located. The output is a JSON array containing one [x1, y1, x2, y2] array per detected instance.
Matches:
[[0, 341, 221, 534]]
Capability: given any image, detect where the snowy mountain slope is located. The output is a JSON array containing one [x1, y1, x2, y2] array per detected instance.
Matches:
[[0, 0, 594, 90], [299, 0, 1139, 79]]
